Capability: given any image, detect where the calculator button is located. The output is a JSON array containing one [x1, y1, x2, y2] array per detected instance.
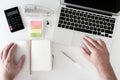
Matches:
[[9, 26, 13, 31]]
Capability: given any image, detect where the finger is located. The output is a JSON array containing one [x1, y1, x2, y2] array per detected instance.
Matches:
[[97, 39, 107, 48], [97, 39, 103, 46], [17, 55, 25, 71], [0, 51, 3, 60], [80, 47, 90, 60], [2, 43, 14, 60], [84, 36, 99, 48], [7, 44, 17, 61], [0, 50, 5, 60], [82, 37, 96, 52]]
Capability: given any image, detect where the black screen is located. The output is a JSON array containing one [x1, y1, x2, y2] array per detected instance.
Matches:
[[65, 0, 120, 13], [7, 10, 18, 16]]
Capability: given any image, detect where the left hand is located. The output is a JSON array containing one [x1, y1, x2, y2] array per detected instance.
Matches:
[[0, 43, 25, 80]]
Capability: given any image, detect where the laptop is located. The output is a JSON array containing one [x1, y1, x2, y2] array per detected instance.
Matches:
[[53, 0, 120, 51]]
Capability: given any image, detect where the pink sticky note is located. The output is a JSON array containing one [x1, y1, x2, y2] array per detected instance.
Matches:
[[31, 21, 42, 29]]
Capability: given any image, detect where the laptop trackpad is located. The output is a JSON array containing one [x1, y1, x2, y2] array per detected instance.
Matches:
[[72, 31, 86, 47], [53, 28, 73, 45]]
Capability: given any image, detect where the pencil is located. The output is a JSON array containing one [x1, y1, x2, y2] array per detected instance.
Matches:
[[29, 40, 32, 75]]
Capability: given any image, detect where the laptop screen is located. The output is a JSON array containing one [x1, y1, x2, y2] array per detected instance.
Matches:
[[64, 0, 120, 13]]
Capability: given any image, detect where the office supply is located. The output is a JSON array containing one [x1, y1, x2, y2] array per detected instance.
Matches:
[[61, 51, 76, 63], [24, 4, 54, 16], [53, 0, 120, 51], [11, 40, 52, 74], [4, 7, 24, 32], [61, 50, 82, 68], [29, 19, 43, 38]]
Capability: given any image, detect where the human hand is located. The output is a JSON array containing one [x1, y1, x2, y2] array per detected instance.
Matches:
[[0, 43, 25, 80], [81, 36, 110, 68], [81, 36, 117, 80]]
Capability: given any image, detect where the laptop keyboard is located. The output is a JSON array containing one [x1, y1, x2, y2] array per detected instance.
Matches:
[[58, 7, 116, 38]]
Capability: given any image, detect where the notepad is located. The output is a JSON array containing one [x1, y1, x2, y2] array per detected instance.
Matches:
[[13, 40, 52, 74]]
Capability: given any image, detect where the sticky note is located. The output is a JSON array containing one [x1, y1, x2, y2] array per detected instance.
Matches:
[[31, 21, 42, 29], [30, 20, 43, 38], [30, 29, 42, 37]]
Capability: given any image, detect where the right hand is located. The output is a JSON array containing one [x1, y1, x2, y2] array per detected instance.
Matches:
[[81, 36, 117, 80], [81, 36, 110, 68]]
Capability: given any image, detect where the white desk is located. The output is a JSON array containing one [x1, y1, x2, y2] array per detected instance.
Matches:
[[0, 0, 120, 80]]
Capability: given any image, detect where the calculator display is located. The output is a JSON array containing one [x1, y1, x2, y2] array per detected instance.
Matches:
[[6, 10, 18, 16]]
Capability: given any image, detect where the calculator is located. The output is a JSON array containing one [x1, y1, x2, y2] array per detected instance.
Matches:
[[4, 7, 24, 32]]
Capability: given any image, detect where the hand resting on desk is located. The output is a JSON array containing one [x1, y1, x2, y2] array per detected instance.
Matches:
[[81, 36, 117, 80], [0, 43, 25, 80]]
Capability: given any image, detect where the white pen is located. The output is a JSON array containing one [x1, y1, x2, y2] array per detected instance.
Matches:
[[61, 50, 83, 68]]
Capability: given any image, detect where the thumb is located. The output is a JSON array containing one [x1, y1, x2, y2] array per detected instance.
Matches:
[[17, 55, 25, 71]]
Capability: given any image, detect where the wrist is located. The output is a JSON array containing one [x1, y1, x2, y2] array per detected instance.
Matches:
[[96, 62, 117, 80], [1, 77, 13, 80], [96, 61, 111, 70], [1, 74, 14, 80]]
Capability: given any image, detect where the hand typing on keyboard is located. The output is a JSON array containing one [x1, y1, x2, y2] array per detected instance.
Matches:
[[81, 36, 117, 80]]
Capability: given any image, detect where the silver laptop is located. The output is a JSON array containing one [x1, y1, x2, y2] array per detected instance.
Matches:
[[53, 0, 120, 51]]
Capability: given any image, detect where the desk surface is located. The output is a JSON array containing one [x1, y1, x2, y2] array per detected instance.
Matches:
[[0, 0, 120, 80]]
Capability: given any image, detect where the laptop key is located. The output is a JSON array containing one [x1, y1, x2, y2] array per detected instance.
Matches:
[[75, 23, 78, 27], [111, 24, 114, 30], [60, 17, 65, 20], [98, 32, 101, 35], [82, 25, 86, 29], [69, 11, 72, 14], [61, 9, 65, 13], [60, 13, 65, 17], [78, 25, 82, 28], [90, 26, 93, 30], [66, 25, 69, 29], [62, 25, 65, 28], [108, 27, 111, 30], [71, 22, 75, 26], [74, 28, 92, 34], [64, 21, 67, 24], [58, 24, 62, 27], [67, 22, 70, 25], [101, 29, 105, 32], [105, 30, 113, 34], [69, 26, 74, 30], [110, 19, 115, 23], [109, 36, 112, 38], [66, 14, 69, 17], [105, 34, 109, 37], [59, 20, 63, 24], [93, 31, 97, 35], [70, 15, 73, 18], [80, 13, 83, 16]]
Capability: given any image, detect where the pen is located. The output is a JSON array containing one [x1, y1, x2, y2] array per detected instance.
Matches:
[[61, 51, 76, 63], [61, 51, 83, 68]]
